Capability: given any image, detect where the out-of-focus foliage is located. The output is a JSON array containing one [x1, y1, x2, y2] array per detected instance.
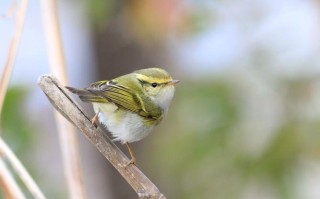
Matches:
[[81, 0, 119, 28], [83, 0, 213, 43], [2, 0, 319, 198], [0, 87, 35, 199], [143, 72, 320, 199], [81, 0, 320, 198], [1, 87, 34, 153]]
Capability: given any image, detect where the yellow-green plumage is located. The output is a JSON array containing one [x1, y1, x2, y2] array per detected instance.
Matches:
[[66, 68, 178, 145]]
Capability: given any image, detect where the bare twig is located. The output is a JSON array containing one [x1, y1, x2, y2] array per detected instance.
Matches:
[[0, 0, 17, 18], [0, 138, 46, 199], [0, 0, 28, 115], [0, 158, 26, 199], [40, 0, 86, 198], [38, 74, 167, 199], [0, 0, 56, 198]]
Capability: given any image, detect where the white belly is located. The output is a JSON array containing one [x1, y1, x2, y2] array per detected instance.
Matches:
[[93, 103, 154, 144]]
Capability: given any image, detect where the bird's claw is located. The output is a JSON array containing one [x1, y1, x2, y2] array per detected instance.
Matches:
[[91, 113, 99, 128], [125, 157, 136, 168]]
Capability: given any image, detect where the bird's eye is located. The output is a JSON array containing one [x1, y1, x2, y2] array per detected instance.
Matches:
[[151, 83, 158, 88]]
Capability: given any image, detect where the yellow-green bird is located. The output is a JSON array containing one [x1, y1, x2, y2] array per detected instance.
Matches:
[[66, 68, 179, 166]]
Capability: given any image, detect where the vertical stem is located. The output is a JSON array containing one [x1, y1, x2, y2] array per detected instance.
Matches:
[[40, 1, 86, 198], [0, 0, 28, 115], [0, 1, 45, 198]]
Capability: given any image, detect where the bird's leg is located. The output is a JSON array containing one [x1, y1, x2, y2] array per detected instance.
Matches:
[[125, 142, 136, 167], [91, 111, 99, 128]]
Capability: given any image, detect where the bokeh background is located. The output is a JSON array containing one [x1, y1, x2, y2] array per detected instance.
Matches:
[[1, 0, 320, 198]]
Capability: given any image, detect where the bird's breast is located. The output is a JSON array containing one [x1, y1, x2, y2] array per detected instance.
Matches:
[[92, 102, 155, 144]]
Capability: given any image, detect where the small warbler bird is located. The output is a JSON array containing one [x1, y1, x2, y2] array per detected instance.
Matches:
[[66, 68, 179, 166]]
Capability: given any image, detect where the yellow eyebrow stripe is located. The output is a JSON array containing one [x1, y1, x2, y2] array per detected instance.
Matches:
[[135, 74, 171, 84]]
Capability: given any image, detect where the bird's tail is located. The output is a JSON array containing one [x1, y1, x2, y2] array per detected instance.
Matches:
[[65, 86, 107, 103]]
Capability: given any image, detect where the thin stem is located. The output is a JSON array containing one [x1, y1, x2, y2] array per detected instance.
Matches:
[[0, 158, 26, 199], [40, 0, 86, 198], [0, 1, 46, 198], [0, 0, 28, 115], [0, 0, 17, 18], [0, 138, 46, 199]]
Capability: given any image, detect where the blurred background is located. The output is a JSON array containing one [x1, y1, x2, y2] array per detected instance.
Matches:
[[1, 0, 320, 198]]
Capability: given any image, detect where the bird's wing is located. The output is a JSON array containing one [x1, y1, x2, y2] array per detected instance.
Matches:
[[87, 80, 152, 117], [67, 80, 161, 120]]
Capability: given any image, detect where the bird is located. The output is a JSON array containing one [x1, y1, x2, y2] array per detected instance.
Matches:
[[66, 67, 179, 166]]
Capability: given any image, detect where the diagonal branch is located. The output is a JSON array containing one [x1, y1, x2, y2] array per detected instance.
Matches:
[[0, 158, 26, 199], [40, 0, 85, 197], [37, 74, 166, 199]]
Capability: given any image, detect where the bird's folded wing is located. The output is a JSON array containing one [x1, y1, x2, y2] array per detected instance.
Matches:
[[88, 83, 147, 115]]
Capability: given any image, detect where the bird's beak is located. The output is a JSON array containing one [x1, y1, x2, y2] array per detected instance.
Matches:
[[168, 79, 180, 85]]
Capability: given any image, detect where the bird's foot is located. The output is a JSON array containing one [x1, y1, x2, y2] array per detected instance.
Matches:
[[125, 157, 136, 168], [91, 113, 99, 128], [124, 142, 137, 167]]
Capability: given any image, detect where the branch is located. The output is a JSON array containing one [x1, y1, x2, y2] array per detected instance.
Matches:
[[0, 0, 28, 115], [0, 0, 40, 198], [0, 158, 26, 199], [0, 0, 16, 18], [37, 75, 166, 199], [40, 0, 85, 198]]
